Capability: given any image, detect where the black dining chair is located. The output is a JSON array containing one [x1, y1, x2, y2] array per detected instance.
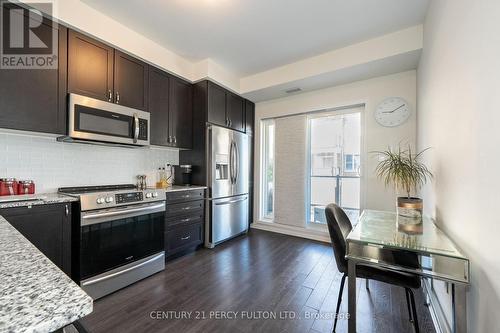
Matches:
[[325, 203, 421, 333]]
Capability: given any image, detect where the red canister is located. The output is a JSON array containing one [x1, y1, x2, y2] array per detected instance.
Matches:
[[0, 178, 18, 196], [18, 180, 35, 195]]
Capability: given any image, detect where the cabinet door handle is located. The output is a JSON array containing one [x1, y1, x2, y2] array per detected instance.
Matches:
[[107, 90, 112, 102], [181, 218, 192, 223], [115, 91, 120, 104], [65, 205, 69, 216], [173, 136, 177, 144], [181, 235, 191, 240], [168, 135, 172, 143]]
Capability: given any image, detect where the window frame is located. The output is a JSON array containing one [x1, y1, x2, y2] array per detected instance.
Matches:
[[306, 108, 363, 226], [260, 119, 275, 221]]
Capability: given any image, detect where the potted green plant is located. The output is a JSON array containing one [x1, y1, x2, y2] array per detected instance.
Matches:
[[374, 145, 432, 224]]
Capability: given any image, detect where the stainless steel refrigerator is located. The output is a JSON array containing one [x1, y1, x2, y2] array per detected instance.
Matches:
[[205, 124, 249, 248]]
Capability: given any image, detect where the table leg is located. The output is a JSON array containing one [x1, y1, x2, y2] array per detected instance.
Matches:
[[452, 283, 467, 333], [348, 259, 356, 333]]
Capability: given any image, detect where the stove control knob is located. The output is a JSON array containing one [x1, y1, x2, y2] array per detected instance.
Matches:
[[145, 192, 152, 198], [152, 192, 158, 198], [105, 196, 114, 203], [96, 197, 105, 204]]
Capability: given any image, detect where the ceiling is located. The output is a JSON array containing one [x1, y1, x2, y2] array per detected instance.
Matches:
[[82, 0, 429, 76]]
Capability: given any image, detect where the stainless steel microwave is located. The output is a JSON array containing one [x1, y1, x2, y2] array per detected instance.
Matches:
[[66, 93, 150, 146]]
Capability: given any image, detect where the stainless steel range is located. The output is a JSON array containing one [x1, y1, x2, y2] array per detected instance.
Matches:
[[59, 184, 166, 300]]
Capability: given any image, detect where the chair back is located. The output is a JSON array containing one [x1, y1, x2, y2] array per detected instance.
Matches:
[[325, 203, 353, 273]]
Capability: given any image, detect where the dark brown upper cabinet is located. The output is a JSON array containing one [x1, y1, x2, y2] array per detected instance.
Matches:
[[206, 81, 246, 132], [149, 67, 170, 146], [68, 30, 149, 110], [226, 93, 245, 132], [245, 99, 255, 135], [169, 77, 193, 149], [113, 50, 149, 110], [207, 81, 227, 127], [0, 12, 67, 135], [68, 30, 113, 102], [148, 66, 192, 149]]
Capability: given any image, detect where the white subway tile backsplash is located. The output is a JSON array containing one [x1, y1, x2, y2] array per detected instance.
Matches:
[[0, 132, 179, 193]]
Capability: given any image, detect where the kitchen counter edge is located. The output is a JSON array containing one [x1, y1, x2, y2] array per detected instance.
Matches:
[[0, 214, 93, 333], [165, 185, 207, 193], [0, 193, 78, 209]]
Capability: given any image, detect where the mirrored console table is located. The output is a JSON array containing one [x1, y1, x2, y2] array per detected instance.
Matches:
[[346, 210, 470, 333]]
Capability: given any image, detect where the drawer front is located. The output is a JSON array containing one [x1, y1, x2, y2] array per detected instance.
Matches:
[[166, 189, 205, 204], [166, 222, 203, 254], [166, 200, 204, 218], [166, 212, 204, 229]]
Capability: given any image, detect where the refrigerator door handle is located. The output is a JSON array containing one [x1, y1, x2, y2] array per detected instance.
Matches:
[[229, 141, 234, 184], [234, 141, 239, 184], [214, 196, 248, 205]]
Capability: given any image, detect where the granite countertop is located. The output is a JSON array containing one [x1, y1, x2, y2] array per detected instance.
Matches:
[[0, 215, 93, 333], [165, 185, 207, 192], [0, 193, 78, 209]]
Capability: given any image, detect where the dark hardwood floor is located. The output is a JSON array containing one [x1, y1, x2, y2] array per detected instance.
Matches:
[[81, 229, 436, 333]]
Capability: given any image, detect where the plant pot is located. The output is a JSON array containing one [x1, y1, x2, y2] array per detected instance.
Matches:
[[397, 197, 423, 224], [397, 220, 423, 234]]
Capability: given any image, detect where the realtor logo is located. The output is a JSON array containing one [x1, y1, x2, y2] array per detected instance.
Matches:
[[1, 0, 57, 69]]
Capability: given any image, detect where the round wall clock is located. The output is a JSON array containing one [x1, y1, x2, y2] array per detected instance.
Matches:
[[375, 97, 411, 127]]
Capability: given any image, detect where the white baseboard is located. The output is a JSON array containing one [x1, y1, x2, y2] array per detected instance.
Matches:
[[251, 221, 331, 243]]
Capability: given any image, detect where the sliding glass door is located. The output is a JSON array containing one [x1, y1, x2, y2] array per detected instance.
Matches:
[[308, 110, 361, 224]]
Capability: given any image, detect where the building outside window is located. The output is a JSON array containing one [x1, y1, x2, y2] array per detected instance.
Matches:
[[308, 111, 361, 225]]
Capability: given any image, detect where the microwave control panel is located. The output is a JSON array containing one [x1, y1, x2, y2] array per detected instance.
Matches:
[[138, 119, 148, 140]]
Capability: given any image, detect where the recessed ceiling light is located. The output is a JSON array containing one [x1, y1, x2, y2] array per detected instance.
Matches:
[[181, 0, 229, 6], [285, 87, 302, 94]]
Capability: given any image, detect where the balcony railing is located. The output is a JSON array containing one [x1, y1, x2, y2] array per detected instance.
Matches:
[[310, 174, 360, 224]]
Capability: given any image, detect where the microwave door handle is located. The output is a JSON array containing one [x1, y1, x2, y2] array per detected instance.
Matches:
[[133, 113, 139, 143]]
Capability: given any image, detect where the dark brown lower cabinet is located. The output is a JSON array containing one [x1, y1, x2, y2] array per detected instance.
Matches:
[[165, 222, 204, 256], [165, 190, 205, 258], [0, 203, 72, 276]]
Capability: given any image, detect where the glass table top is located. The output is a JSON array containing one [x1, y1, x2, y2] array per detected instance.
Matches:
[[347, 210, 468, 260]]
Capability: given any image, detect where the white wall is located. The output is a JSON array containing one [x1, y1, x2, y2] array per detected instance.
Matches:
[[0, 131, 178, 193], [241, 26, 422, 94], [254, 71, 417, 237], [417, 0, 500, 331]]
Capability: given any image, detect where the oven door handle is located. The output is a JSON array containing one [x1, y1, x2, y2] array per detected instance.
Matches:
[[81, 202, 165, 226], [81, 252, 165, 287]]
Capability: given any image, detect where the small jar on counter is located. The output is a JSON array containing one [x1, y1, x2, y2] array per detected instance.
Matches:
[[0, 178, 18, 196], [18, 180, 35, 195]]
